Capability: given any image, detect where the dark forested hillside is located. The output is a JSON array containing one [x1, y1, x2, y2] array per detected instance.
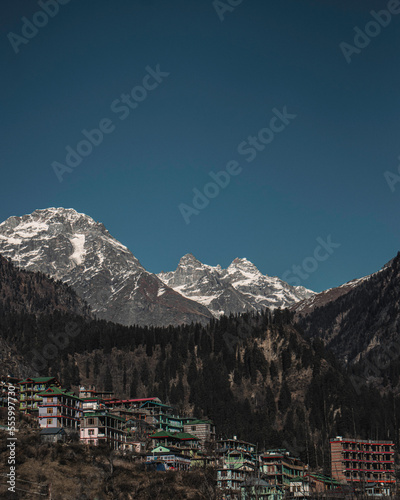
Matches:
[[0, 254, 92, 318], [1, 295, 400, 473], [295, 252, 400, 365]]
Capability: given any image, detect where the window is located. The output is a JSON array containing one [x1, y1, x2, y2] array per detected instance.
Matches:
[[191, 426, 196, 431], [88, 429, 94, 436], [47, 408, 53, 414], [88, 418, 94, 425], [47, 419, 52, 425]]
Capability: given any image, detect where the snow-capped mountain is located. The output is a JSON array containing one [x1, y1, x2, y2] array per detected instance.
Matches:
[[158, 253, 315, 318], [0, 208, 212, 327]]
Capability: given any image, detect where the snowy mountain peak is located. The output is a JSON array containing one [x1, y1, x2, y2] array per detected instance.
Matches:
[[158, 255, 315, 318], [227, 257, 263, 277], [178, 253, 203, 267], [0, 208, 212, 327]]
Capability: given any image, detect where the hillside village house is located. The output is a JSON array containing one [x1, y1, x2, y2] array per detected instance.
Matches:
[[183, 418, 216, 447], [19, 377, 61, 414], [147, 430, 200, 471], [150, 430, 200, 454], [241, 477, 283, 500], [80, 411, 127, 450], [38, 386, 83, 430], [260, 449, 306, 488], [139, 400, 183, 433], [216, 437, 258, 497]]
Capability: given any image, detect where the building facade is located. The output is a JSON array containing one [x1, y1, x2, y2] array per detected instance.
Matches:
[[38, 386, 83, 429], [19, 377, 61, 414], [259, 449, 306, 489], [80, 411, 127, 450], [330, 436, 395, 487], [183, 419, 216, 446]]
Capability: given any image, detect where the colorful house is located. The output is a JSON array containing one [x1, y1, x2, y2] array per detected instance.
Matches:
[[146, 446, 191, 471], [217, 465, 255, 498], [18, 377, 61, 414], [241, 477, 284, 500], [259, 449, 306, 489], [37, 386, 83, 429], [80, 411, 127, 450], [139, 401, 183, 433], [149, 430, 200, 453]]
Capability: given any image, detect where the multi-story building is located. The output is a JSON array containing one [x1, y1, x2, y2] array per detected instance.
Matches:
[[80, 411, 127, 450], [241, 478, 283, 500], [217, 466, 256, 499], [183, 419, 216, 447], [79, 385, 114, 400], [216, 437, 258, 498], [150, 430, 200, 454], [289, 473, 340, 497], [217, 437, 257, 455], [259, 449, 306, 489], [139, 401, 183, 433], [37, 386, 83, 430], [146, 447, 191, 471], [330, 436, 395, 488], [18, 377, 61, 414]]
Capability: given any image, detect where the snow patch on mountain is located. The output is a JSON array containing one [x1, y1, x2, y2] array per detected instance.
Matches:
[[69, 234, 86, 265]]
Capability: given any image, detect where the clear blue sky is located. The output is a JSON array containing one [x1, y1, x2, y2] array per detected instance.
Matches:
[[1, 0, 399, 292]]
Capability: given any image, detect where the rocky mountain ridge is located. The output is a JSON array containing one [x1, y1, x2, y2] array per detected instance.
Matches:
[[0, 208, 314, 326], [0, 208, 212, 327], [158, 253, 314, 318]]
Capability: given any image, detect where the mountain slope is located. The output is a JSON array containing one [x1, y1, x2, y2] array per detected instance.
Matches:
[[0, 254, 91, 318], [294, 253, 400, 364], [0, 208, 212, 327], [158, 253, 314, 317]]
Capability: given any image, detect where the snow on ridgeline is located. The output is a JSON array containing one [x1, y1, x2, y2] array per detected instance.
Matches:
[[158, 254, 315, 318]]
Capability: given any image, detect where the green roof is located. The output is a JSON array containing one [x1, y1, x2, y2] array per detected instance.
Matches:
[[150, 430, 198, 441], [37, 386, 82, 401], [150, 430, 175, 438], [174, 432, 198, 440], [152, 446, 170, 453], [140, 401, 173, 410], [308, 474, 340, 485]]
